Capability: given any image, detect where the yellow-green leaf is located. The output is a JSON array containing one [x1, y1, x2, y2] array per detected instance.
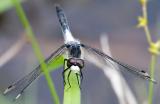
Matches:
[[0, 0, 23, 14], [47, 55, 64, 72]]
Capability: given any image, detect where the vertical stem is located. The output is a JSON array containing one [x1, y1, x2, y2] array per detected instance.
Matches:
[[63, 62, 81, 104], [148, 55, 156, 104], [11, 0, 60, 104], [63, 73, 81, 104], [139, 1, 157, 103], [142, 1, 152, 44]]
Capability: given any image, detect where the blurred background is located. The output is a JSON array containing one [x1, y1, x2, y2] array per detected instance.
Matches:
[[0, 0, 159, 104]]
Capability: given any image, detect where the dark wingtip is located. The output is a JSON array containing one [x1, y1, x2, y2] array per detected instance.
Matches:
[[54, 4, 62, 12], [3, 85, 15, 95]]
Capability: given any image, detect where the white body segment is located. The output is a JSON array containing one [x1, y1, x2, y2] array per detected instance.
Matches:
[[70, 65, 80, 73], [63, 30, 80, 45], [64, 30, 75, 43]]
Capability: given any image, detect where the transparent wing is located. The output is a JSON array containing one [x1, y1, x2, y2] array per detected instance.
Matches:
[[81, 44, 157, 84], [3, 44, 67, 99]]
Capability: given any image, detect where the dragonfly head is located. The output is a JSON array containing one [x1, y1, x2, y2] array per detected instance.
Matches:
[[67, 58, 84, 73], [66, 43, 82, 58]]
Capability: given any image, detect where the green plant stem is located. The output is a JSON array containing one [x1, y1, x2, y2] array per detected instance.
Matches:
[[11, 0, 60, 104], [63, 68, 81, 104], [142, 1, 152, 44], [140, 1, 157, 103], [148, 55, 157, 104]]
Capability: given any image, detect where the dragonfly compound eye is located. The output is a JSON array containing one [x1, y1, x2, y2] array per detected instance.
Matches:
[[67, 58, 76, 67], [76, 59, 84, 69]]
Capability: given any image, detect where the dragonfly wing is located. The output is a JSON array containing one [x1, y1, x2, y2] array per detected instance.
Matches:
[[4, 44, 67, 99], [81, 44, 157, 84]]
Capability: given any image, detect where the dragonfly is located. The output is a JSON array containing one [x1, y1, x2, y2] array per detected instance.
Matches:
[[3, 4, 157, 100]]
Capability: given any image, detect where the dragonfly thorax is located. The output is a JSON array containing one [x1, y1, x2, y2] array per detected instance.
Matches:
[[66, 43, 81, 58]]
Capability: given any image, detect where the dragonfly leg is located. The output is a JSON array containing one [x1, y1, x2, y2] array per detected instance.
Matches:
[[62, 68, 69, 86], [62, 59, 69, 86], [80, 69, 83, 85], [67, 70, 72, 89], [76, 73, 81, 89]]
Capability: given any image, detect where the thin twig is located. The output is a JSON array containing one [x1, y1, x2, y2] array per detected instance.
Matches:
[[100, 34, 137, 104], [142, 0, 152, 44], [85, 34, 137, 104], [0, 35, 26, 68], [138, 1, 158, 104]]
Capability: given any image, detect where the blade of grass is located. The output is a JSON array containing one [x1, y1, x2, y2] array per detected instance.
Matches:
[[148, 55, 156, 104], [0, 0, 23, 14], [48, 55, 64, 72], [11, 0, 60, 104], [63, 69, 81, 104]]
